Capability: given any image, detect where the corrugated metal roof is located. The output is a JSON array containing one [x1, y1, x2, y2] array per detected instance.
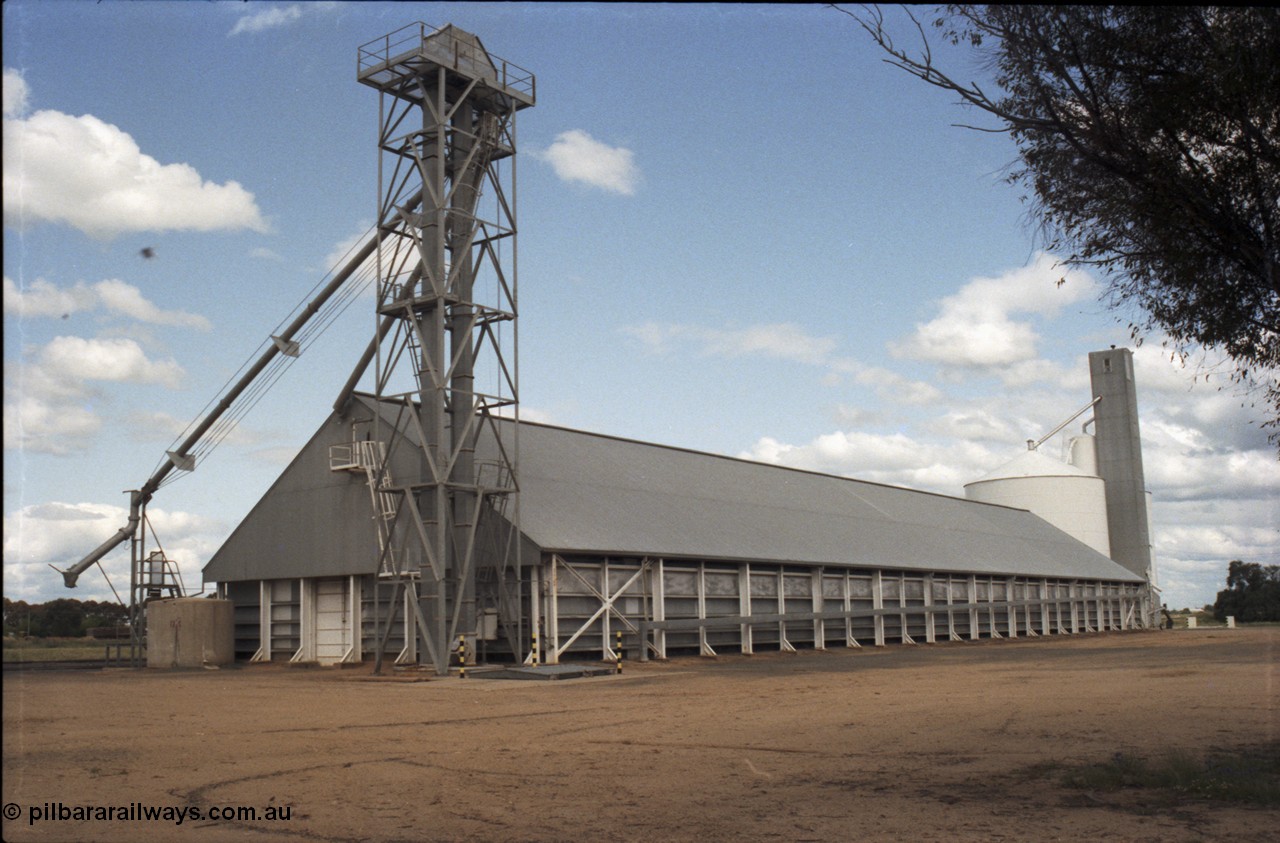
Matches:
[[203, 395, 1143, 584], [466, 407, 1141, 582]]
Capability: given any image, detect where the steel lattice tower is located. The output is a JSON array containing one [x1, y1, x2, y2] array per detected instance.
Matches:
[[354, 24, 534, 674]]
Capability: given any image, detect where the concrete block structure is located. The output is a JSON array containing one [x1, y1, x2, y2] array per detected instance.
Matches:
[[145, 598, 235, 669]]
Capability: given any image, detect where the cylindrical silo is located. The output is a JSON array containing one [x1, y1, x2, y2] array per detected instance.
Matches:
[[964, 449, 1112, 557]]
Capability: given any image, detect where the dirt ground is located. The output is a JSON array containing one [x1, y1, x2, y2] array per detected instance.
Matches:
[[3, 628, 1277, 842]]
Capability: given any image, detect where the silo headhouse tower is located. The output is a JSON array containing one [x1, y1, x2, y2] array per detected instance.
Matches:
[[347, 24, 536, 674]]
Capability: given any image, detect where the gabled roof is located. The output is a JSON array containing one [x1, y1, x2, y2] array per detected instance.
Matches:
[[481, 412, 1141, 582], [203, 395, 1142, 584]]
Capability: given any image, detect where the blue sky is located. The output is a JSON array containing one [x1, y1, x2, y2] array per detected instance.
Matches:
[[4, 1, 1277, 612]]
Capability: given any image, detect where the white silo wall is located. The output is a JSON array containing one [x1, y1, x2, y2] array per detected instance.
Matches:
[[964, 450, 1112, 558]]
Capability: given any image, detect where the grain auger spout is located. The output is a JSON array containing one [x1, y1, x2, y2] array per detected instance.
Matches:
[[54, 439, 198, 588], [54, 489, 146, 589]]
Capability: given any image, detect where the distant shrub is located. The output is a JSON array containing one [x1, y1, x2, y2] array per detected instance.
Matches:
[[1213, 561, 1280, 622]]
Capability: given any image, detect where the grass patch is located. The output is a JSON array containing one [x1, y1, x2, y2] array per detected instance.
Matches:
[[1061, 746, 1280, 806], [2, 637, 117, 663]]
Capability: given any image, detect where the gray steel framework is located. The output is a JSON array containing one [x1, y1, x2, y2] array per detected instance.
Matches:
[[530, 554, 1147, 665], [119, 508, 185, 666], [222, 557, 1145, 669], [350, 24, 534, 675]]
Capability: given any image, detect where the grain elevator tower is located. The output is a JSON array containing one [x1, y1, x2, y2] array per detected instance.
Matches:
[[349, 24, 535, 674], [1088, 348, 1156, 584]]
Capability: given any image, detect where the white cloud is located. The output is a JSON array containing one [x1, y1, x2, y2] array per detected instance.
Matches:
[[518, 406, 559, 425], [94, 279, 212, 330], [3, 389, 102, 456], [1157, 518, 1276, 564], [495, 403, 569, 428], [908, 311, 1039, 367], [536, 130, 639, 195], [827, 359, 944, 404], [1127, 343, 1275, 449], [4, 276, 211, 330], [919, 408, 1020, 443], [3, 501, 226, 603], [227, 3, 342, 37], [37, 336, 184, 388], [229, 4, 303, 36], [2, 74, 268, 238], [626, 321, 835, 365], [4, 337, 187, 454], [741, 430, 997, 493], [3, 276, 209, 454], [494, 403, 560, 425], [1143, 418, 1279, 502], [625, 321, 941, 404], [3, 68, 29, 118], [3, 275, 89, 317], [891, 253, 1098, 368], [1151, 497, 1279, 609], [994, 357, 1087, 390]]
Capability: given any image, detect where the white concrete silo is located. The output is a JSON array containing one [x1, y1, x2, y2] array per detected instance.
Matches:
[[964, 440, 1112, 557]]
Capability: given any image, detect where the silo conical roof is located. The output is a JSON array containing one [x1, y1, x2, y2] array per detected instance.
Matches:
[[967, 449, 1092, 486]]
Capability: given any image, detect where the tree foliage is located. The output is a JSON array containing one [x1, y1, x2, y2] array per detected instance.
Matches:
[[1213, 560, 1280, 622], [2, 597, 128, 638], [840, 5, 1280, 443]]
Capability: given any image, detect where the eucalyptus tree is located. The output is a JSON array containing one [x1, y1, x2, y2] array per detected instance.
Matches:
[[841, 5, 1280, 443]]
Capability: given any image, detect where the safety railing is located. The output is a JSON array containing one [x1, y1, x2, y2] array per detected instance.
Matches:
[[357, 22, 535, 102]]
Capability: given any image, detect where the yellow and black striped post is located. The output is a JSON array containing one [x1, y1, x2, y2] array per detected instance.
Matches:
[[531, 630, 539, 668], [456, 635, 467, 679], [615, 629, 623, 674]]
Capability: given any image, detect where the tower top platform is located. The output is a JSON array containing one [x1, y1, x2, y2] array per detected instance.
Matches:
[[357, 22, 535, 109]]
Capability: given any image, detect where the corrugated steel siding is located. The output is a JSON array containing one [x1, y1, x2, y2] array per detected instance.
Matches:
[[203, 412, 381, 583]]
